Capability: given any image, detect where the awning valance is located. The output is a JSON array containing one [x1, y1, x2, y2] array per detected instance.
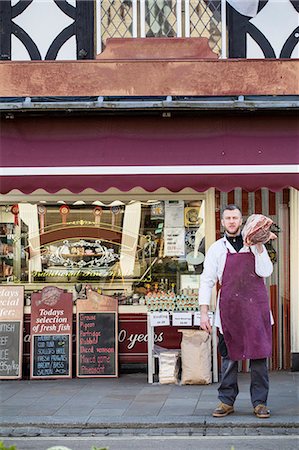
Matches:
[[1, 114, 298, 194]]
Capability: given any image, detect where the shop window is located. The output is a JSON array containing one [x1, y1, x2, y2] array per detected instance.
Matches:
[[1, 199, 206, 307], [0, 208, 28, 283]]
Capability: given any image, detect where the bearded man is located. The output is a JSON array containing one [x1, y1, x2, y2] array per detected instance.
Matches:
[[199, 204, 273, 419]]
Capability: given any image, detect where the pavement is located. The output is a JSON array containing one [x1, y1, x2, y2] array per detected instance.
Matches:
[[0, 371, 298, 438]]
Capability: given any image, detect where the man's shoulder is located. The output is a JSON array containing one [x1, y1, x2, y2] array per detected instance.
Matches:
[[207, 237, 225, 253]]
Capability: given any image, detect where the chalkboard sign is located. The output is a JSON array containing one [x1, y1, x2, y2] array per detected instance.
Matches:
[[78, 312, 117, 377], [0, 286, 24, 379], [32, 334, 70, 378], [76, 294, 118, 378], [0, 321, 21, 378], [31, 286, 73, 379]]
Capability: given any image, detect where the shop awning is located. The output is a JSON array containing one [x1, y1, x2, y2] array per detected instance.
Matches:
[[1, 114, 298, 194]]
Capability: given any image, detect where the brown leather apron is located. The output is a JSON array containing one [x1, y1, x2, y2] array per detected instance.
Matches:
[[219, 248, 272, 361]]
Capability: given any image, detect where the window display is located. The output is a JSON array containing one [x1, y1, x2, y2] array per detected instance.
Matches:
[[0, 199, 206, 305], [0, 217, 28, 282]]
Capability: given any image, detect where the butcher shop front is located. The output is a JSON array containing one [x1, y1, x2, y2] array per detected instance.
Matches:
[[0, 51, 298, 376], [0, 108, 298, 375]]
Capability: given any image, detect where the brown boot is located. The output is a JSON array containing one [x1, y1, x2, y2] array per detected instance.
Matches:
[[254, 404, 270, 419], [212, 402, 234, 417]]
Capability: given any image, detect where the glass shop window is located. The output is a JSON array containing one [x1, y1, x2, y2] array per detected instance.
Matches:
[[0, 207, 28, 283], [0, 200, 206, 307]]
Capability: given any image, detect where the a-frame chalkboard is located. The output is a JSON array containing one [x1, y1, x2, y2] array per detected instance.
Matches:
[[76, 292, 118, 378], [30, 286, 73, 379], [0, 286, 24, 379]]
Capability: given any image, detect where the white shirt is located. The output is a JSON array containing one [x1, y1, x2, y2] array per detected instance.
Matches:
[[198, 236, 274, 331]]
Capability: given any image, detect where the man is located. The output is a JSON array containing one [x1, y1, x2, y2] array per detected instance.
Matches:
[[199, 204, 273, 419]]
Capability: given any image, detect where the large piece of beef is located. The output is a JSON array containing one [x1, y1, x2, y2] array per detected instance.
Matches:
[[242, 214, 277, 246]]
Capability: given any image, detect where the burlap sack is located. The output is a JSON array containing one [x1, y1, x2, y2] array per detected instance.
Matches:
[[180, 329, 212, 385]]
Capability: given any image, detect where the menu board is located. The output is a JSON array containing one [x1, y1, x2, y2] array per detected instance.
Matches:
[[32, 334, 70, 378], [0, 286, 24, 379], [30, 286, 73, 379], [76, 292, 118, 378]]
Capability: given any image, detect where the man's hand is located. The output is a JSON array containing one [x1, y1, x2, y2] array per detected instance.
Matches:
[[200, 305, 212, 333]]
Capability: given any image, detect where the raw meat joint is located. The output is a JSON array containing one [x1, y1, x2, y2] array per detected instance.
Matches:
[[242, 214, 277, 246]]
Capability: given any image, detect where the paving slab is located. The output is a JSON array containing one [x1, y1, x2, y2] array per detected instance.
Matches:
[[0, 371, 298, 436]]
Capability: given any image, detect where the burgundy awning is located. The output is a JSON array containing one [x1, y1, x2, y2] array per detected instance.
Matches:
[[1, 114, 298, 194]]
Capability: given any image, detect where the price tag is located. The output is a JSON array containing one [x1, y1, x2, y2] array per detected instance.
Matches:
[[150, 312, 170, 327], [172, 312, 192, 326], [194, 311, 213, 326]]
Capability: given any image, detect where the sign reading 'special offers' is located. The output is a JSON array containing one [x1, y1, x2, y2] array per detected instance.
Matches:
[[0, 286, 24, 379], [30, 286, 73, 379]]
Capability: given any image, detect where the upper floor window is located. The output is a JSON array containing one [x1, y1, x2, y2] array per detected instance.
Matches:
[[97, 1, 222, 56]]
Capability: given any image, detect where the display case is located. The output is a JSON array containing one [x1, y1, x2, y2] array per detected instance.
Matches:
[[0, 194, 212, 311], [0, 218, 28, 283]]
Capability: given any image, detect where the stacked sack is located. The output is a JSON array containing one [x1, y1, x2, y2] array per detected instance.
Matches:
[[155, 346, 180, 384], [179, 329, 212, 385]]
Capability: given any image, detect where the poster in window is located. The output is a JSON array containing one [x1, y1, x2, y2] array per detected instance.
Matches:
[[164, 227, 185, 257], [164, 201, 184, 228]]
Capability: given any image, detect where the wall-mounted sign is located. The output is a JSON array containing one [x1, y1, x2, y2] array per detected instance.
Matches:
[[0, 285, 24, 379], [30, 286, 73, 379]]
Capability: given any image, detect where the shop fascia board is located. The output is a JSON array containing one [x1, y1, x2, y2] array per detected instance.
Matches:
[[1, 96, 299, 112], [0, 59, 298, 98]]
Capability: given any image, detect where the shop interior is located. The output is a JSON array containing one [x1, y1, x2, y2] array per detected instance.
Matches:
[[0, 193, 212, 311]]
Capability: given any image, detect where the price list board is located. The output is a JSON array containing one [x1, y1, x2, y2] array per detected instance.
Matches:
[[30, 286, 73, 379], [76, 294, 118, 378], [32, 334, 70, 378], [0, 286, 24, 379]]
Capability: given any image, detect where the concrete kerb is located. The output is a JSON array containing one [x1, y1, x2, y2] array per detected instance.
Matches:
[[1, 426, 299, 440], [1, 416, 299, 431]]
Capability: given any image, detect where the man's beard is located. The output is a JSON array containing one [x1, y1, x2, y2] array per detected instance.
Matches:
[[224, 226, 241, 237]]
